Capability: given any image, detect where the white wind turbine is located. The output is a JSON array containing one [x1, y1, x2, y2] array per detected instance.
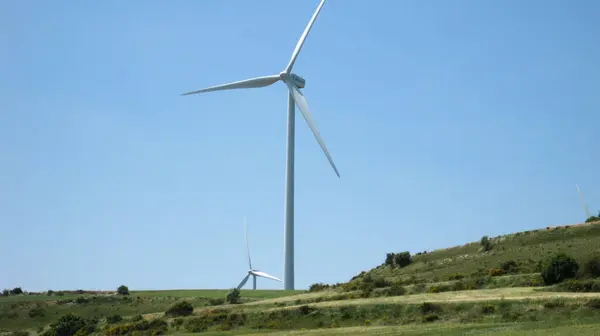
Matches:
[[182, 0, 338, 290], [236, 217, 282, 290]]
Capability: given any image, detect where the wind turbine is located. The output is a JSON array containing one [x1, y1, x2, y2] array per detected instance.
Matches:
[[576, 184, 592, 219], [236, 217, 282, 290], [182, 0, 338, 290]]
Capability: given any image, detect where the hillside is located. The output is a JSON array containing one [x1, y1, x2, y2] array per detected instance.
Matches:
[[344, 221, 600, 289], [2, 221, 600, 335]]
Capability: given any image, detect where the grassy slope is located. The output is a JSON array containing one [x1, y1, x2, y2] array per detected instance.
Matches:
[[362, 221, 600, 285], [2, 222, 600, 335], [0, 290, 301, 332]]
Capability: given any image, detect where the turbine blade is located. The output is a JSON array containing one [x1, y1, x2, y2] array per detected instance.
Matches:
[[245, 216, 252, 269], [286, 82, 340, 178], [284, 0, 326, 74], [236, 274, 250, 290], [252, 271, 282, 282], [181, 75, 280, 96]]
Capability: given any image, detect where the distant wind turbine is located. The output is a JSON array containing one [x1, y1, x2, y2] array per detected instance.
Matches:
[[236, 217, 282, 290], [576, 184, 592, 219], [182, 0, 338, 290]]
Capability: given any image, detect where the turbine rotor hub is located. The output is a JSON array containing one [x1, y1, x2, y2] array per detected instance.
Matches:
[[279, 72, 306, 89]]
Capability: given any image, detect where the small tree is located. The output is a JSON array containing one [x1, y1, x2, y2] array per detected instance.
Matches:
[[541, 253, 580, 285], [385, 253, 395, 266], [1, 289, 9, 297], [480, 236, 492, 252], [10, 287, 24, 295], [116, 285, 129, 296], [393, 252, 412, 268], [226, 288, 241, 304]]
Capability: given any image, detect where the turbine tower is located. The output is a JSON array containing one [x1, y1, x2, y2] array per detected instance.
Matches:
[[182, 0, 338, 290], [576, 184, 592, 219], [236, 217, 282, 290]]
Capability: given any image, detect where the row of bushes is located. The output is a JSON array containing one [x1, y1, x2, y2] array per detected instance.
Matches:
[[1, 286, 130, 298]]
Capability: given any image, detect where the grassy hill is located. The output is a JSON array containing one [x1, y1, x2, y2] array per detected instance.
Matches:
[[2, 221, 600, 335]]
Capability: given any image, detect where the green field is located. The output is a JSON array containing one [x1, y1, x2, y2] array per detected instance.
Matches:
[[2, 221, 600, 335]]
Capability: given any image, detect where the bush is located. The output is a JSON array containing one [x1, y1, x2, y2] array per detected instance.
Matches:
[[541, 253, 580, 285], [1, 289, 9, 296], [165, 301, 194, 317], [10, 287, 24, 295], [582, 256, 600, 278], [446, 273, 465, 281], [208, 298, 225, 306], [480, 236, 492, 252], [488, 268, 505, 277], [481, 304, 496, 314], [226, 288, 241, 304], [422, 314, 439, 322], [47, 314, 91, 336], [385, 253, 395, 266], [393, 252, 412, 268], [28, 307, 46, 318], [131, 315, 143, 322], [556, 279, 600, 293], [106, 314, 123, 324], [117, 285, 129, 296], [585, 212, 600, 223], [171, 318, 184, 330], [387, 283, 406, 296], [500, 260, 518, 273], [308, 283, 330, 292], [419, 302, 441, 314]]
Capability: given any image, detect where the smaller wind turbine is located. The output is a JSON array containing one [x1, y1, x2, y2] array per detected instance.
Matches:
[[576, 184, 592, 219], [236, 217, 282, 290]]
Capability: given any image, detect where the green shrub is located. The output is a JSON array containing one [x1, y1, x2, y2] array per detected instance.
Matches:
[[488, 268, 505, 277], [103, 318, 167, 336], [171, 318, 184, 330], [393, 252, 412, 268], [165, 301, 194, 317], [446, 273, 465, 281], [106, 314, 123, 324], [541, 253, 580, 285], [226, 288, 241, 304], [117, 285, 130, 296], [28, 306, 46, 318], [480, 236, 493, 252], [582, 256, 600, 278], [419, 302, 441, 314], [131, 315, 143, 322], [47, 314, 91, 336], [556, 279, 600, 292], [208, 298, 225, 306], [385, 253, 395, 266], [481, 304, 496, 314], [422, 314, 439, 322], [500, 260, 519, 273], [308, 283, 330, 292], [387, 283, 406, 296]]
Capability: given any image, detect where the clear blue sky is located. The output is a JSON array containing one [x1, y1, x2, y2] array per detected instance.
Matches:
[[1, 0, 598, 292]]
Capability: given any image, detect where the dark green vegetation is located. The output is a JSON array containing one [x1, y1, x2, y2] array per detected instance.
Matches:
[[2, 221, 600, 335]]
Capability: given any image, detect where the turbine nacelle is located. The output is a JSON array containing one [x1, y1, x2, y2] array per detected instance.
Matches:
[[279, 72, 306, 89]]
